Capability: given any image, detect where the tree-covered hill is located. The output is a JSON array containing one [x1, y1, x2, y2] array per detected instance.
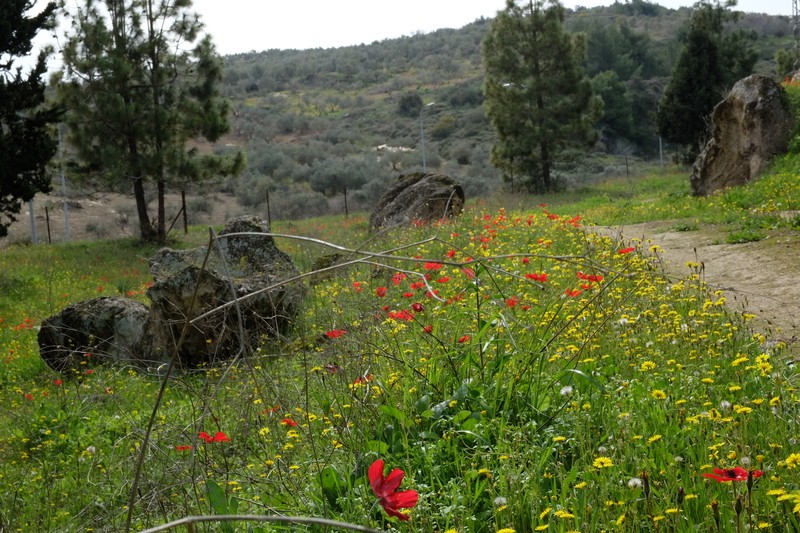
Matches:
[[213, 2, 792, 219]]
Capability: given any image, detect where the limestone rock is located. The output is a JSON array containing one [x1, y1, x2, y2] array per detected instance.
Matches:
[[691, 74, 793, 196], [38, 297, 157, 373], [369, 172, 465, 229], [147, 215, 304, 367]]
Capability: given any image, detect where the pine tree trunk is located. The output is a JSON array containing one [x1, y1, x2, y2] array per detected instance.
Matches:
[[133, 177, 156, 242]]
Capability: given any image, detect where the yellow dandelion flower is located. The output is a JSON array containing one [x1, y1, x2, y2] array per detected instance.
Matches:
[[784, 453, 800, 469], [647, 434, 662, 445], [651, 389, 667, 400], [593, 456, 614, 468]]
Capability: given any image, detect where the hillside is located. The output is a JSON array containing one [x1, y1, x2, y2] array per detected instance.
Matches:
[[204, 3, 792, 221]]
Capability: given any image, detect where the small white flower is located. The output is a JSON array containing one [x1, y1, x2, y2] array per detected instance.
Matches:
[[560, 385, 574, 397], [494, 496, 508, 507], [86, 446, 96, 455], [720, 400, 732, 411]]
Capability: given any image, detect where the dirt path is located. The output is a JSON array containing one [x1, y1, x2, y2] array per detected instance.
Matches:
[[597, 222, 800, 358]]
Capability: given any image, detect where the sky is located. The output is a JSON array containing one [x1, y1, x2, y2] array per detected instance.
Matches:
[[188, 0, 792, 55], [25, 0, 792, 67]]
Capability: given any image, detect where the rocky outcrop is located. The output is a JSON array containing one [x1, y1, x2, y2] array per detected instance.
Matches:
[[147, 215, 304, 367], [38, 216, 304, 372], [369, 172, 465, 229], [691, 75, 794, 196], [38, 297, 157, 373]]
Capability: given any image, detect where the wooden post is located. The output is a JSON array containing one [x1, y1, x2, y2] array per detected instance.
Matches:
[[181, 189, 188, 234], [343, 186, 349, 218], [45, 206, 52, 244]]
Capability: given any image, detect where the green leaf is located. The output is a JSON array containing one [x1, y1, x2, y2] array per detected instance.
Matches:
[[379, 404, 407, 425]]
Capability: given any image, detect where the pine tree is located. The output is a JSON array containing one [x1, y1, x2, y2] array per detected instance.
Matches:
[[59, 0, 243, 243], [656, 0, 757, 157], [483, 0, 601, 193], [0, 1, 61, 238]]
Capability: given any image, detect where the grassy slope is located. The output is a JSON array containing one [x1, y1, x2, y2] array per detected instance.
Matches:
[[0, 160, 798, 531]]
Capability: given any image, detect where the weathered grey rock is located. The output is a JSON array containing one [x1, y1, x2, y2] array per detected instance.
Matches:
[[369, 172, 465, 229], [691, 74, 794, 196], [38, 297, 157, 373], [38, 216, 304, 372], [147, 215, 305, 367]]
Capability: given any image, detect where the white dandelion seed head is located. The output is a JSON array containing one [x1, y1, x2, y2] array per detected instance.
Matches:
[[628, 477, 643, 488], [560, 385, 574, 397]]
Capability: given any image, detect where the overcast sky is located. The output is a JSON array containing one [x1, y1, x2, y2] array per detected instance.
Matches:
[[28, 0, 792, 66], [189, 0, 791, 55]]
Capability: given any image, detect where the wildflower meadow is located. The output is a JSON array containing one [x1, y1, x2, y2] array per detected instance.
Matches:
[[0, 168, 798, 532]]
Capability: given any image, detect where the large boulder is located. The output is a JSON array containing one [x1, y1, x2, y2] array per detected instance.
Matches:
[[147, 215, 304, 367], [38, 297, 156, 373], [691, 74, 794, 196], [38, 216, 304, 372], [369, 172, 465, 229]]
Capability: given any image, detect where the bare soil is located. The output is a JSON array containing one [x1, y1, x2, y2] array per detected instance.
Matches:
[[4, 193, 798, 356], [598, 221, 800, 358]]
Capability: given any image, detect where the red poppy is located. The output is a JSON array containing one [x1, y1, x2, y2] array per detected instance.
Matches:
[[199, 430, 230, 443], [521, 257, 530, 264], [23, 393, 34, 401], [175, 445, 193, 451], [411, 303, 424, 312], [281, 418, 298, 427], [457, 334, 471, 343], [564, 288, 583, 298], [702, 467, 763, 483], [618, 247, 636, 255], [424, 262, 443, 271], [388, 310, 414, 321], [461, 267, 476, 279], [375, 287, 388, 297], [422, 325, 433, 334], [391, 273, 407, 285], [210, 431, 230, 442], [352, 281, 363, 292], [505, 296, 520, 308], [324, 329, 347, 339], [368, 459, 419, 521], [446, 249, 457, 258], [525, 272, 547, 282], [436, 276, 450, 283], [53, 379, 63, 386]]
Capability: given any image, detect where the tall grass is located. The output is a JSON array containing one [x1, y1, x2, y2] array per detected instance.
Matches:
[[0, 171, 798, 532]]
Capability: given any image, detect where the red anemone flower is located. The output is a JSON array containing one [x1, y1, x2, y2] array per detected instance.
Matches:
[[368, 459, 419, 521], [281, 418, 298, 427], [618, 246, 636, 255], [375, 287, 388, 297], [324, 329, 347, 339], [702, 467, 763, 482], [175, 445, 193, 451]]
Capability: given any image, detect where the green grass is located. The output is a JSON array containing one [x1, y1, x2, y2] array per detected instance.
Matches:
[[1, 162, 799, 532]]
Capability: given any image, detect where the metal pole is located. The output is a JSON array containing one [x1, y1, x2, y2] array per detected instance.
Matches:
[[28, 199, 36, 243], [419, 102, 435, 173], [60, 125, 70, 241], [419, 107, 426, 172]]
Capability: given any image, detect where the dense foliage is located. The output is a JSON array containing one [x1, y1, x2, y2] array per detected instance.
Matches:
[[0, 1, 61, 237]]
